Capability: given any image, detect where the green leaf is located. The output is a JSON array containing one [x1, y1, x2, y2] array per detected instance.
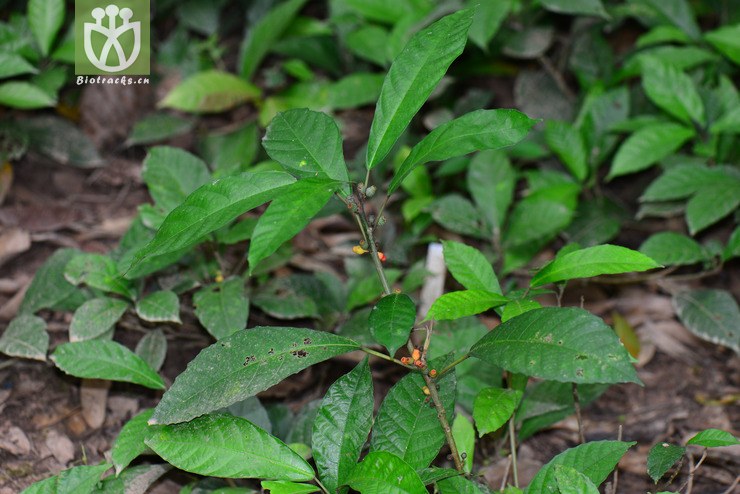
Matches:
[[248, 179, 338, 271], [263, 109, 349, 184], [20, 249, 87, 314], [345, 451, 427, 494], [647, 442, 685, 482], [540, 0, 608, 17], [20, 116, 102, 167], [723, 227, 740, 261], [504, 190, 578, 248], [52, 340, 165, 389], [451, 414, 475, 473], [0, 314, 48, 361], [65, 253, 134, 299], [710, 106, 740, 134], [370, 359, 456, 470], [96, 464, 170, 494], [70, 297, 130, 342], [672, 289, 739, 353], [127, 113, 194, 146], [193, 279, 249, 340], [687, 428, 740, 448], [135, 329, 167, 373], [426, 290, 508, 321], [56, 463, 111, 494], [466, 150, 515, 230], [418, 468, 458, 486], [607, 123, 694, 179], [111, 409, 155, 474], [442, 241, 500, 294], [640, 56, 705, 126], [705, 24, 740, 65], [136, 291, 180, 324], [125, 171, 295, 278], [141, 147, 211, 213], [369, 294, 416, 356], [389, 109, 535, 193], [151, 327, 359, 424], [329, 73, 385, 110], [342, 0, 432, 24], [313, 359, 374, 494], [501, 299, 542, 323], [470, 307, 641, 384], [346, 25, 389, 67], [239, 0, 308, 79], [0, 53, 38, 79], [553, 465, 600, 494], [473, 387, 522, 436], [686, 181, 740, 234], [531, 244, 661, 287], [429, 195, 485, 237], [639, 232, 707, 266], [640, 164, 728, 202], [467, 0, 511, 50], [160, 70, 261, 113], [261, 481, 319, 494], [145, 413, 314, 480], [366, 9, 474, 169], [503, 26, 554, 59], [28, 0, 64, 56], [525, 441, 636, 493], [545, 120, 588, 181], [641, 0, 700, 39], [0, 81, 56, 109], [20, 476, 56, 494]]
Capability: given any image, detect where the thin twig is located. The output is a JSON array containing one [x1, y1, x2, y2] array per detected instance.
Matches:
[[436, 354, 470, 379], [314, 476, 330, 494], [572, 383, 585, 444], [508, 417, 520, 488], [684, 449, 708, 494], [361, 346, 413, 369], [538, 54, 576, 101], [610, 425, 623, 494], [721, 475, 739, 494], [500, 455, 512, 491], [423, 371, 465, 472]]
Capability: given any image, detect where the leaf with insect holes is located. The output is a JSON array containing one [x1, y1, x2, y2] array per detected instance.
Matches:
[[369, 293, 416, 356], [673, 289, 739, 353], [687, 428, 739, 447], [0, 314, 48, 361], [366, 9, 474, 170], [345, 451, 427, 494], [69, 297, 129, 342], [647, 442, 685, 483], [146, 413, 314, 480], [150, 327, 359, 424], [426, 290, 508, 321], [125, 171, 295, 278], [531, 244, 661, 287], [52, 340, 165, 389], [473, 387, 522, 436], [313, 359, 374, 494], [470, 307, 641, 385], [160, 70, 261, 113]]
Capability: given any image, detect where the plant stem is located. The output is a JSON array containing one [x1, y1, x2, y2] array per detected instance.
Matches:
[[436, 354, 470, 379], [508, 417, 520, 488], [356, 210, 391, 295], [572, 383, 585, 444], [314, 476, 330, 494], [684, 449, 708, 494], [423, 371, 465, 472], [361, 346, 413, 368]]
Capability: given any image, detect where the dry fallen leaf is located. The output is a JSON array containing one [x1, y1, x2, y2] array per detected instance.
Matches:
[[0, 424, 32, 456], [0, 228, 31, 269]]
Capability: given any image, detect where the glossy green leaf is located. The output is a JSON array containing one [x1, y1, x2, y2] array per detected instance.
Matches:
[[389, 109, 535, 193], [366, 9, 474, 169], [0, 82, 56, 109], [343, 0, 432, 23], [442, 241, 500, 294], [136, 329, 167, 372], [531, 244, 661, 287], [545, 120, 588, 181], [608, 123, 694, 179], [0, 314, 48, 361], [160, 70, 260, 113], [501, 299, 542, 323], [263, 109, 349, 184], [473, 387, 522, 436], [111, 409, 155, 474], [640, 56, 705, 126], [467, 150, 515, 230], [705, 24, 740, 65], [467, 0, 511, 50], [540, 0, 607, 17], [639, 232, 707, 266], [504, 190, 578, 248], [687, 428, 740, 447], [20, 249, 87, 314], [193, 279, 249, 340], [125, 170, 295, 278], [526, 441, 636, 493], [127, 113, 194, 146], [65, 253, 134, 299], [313, 359, 374, 494], [56, 463, 111, 494], [261, 481, 319, 494], [345, 451, 427, 494], [141, 146, 211, 213], [369, 293, 416, 356], [686, 181, 740, 234], [553, 465, 600, 494], [151, 327, 359, 424], [426, 290, 508, 321], [20, 476, 56, 494], [70, 297, 129, 341], [28, 0, 64, 56], [248, 179, 338, 272], [451, 414, 475, 473], [710, 106, 740, 134], [437, 476, 488, 494], [146, 413, 314, 480], [239, 0, 308, 79], [136, 291, 180, 323], [470, 307, 641, 384], [370, 360, 456, 470], [673, 289, 739, 353], [52, 340, 165, 389], [647, 442, 685, 482]]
